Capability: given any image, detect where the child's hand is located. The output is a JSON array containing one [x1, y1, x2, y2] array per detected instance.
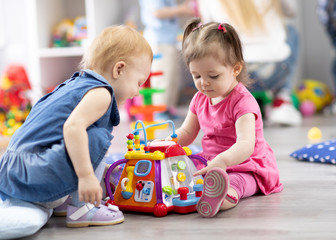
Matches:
[[78, 173, 103, 207], [178, 0, 196, 16], [193, 158, 228, 177]]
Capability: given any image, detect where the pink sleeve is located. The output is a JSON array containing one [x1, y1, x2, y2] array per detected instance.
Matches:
[[233, 93, 260, 121], [189, 92, 200, 115]]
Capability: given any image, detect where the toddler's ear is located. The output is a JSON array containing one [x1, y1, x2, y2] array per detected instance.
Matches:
[[112, 61, 126, 78], [233, 62, 243, 77]]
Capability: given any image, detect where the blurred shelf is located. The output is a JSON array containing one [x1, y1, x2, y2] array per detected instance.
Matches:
[[39, 46, 84, 58]]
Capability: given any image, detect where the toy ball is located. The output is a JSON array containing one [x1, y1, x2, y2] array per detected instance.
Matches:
[[300, 100, 316, 117], [296, 79, 333, 112], [307, 127, 322, 141]]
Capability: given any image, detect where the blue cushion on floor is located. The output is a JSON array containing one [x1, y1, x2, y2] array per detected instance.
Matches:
[[290, 139, 336, 164]]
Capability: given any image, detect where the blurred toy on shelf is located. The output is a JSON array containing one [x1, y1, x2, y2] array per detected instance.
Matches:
[[0, 64, 31, 109], [52, 16, 87, 47], [295, 79, 333, 117], [104, 120, 207, 217], [0, 64, 32, 136], [126, 53, 168, 140]]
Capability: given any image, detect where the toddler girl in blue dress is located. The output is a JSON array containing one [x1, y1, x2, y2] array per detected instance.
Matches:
[[0, 25, 153, 239]]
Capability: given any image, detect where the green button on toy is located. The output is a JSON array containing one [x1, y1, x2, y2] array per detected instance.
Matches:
[[177, 160, 186, 170], [162, 186, 173, 195]]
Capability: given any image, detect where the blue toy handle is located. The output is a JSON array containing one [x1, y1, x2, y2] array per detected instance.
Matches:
[[133, 120, 177, 147], [105, 159, 128, 201]]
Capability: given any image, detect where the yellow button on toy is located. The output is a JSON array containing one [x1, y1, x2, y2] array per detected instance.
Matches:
[[177, 172, 186, 182]]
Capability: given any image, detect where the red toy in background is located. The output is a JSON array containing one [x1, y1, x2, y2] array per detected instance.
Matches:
[[0, 64, 31, 110], [0, 64, 32, 136]]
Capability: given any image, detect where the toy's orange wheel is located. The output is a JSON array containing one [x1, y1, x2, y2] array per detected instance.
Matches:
[[153, 203, 168, 217]]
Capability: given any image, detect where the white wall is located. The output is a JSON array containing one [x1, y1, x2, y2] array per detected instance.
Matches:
[[0, 0, 29, 72]]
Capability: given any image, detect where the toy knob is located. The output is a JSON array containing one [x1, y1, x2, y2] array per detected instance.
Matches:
[[142, 188, 150, 195], [193, 184, 203, 198], [178, 187, 189, 200], [136, 182, 144, 191]]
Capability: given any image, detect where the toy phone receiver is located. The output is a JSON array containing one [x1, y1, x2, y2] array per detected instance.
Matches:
[[104, 120, 207, 217]]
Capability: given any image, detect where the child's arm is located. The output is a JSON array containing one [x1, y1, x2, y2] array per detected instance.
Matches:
[[176, 109, 200, 147], [63, 87, 112, 207], [194, 113, 256, 176], [153, 1, 194, 19]]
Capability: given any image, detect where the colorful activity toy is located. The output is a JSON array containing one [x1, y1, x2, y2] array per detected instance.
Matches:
[[104, 120, 207, 217]]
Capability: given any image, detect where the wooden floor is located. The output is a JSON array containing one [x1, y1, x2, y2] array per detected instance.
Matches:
[[19, 110, 336, 240]]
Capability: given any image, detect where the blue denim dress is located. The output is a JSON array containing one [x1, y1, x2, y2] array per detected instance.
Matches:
[[0, 70, 120, 202]]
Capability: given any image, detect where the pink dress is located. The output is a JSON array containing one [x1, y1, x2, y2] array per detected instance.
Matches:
[[190, 83, 283, 195]]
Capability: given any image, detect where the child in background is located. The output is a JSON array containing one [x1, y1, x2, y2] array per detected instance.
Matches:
[[0, 25, 152, 239], [176, 18, 283, 218], [138, 0, 196, 119], [197, 0, 302, 126], [317, 0, 336, 112]]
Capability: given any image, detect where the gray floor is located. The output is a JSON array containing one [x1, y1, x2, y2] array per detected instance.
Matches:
[[20, 109, 336, 240]]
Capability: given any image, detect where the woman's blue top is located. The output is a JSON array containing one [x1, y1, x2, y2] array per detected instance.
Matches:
[[0, 70, 120, 202]]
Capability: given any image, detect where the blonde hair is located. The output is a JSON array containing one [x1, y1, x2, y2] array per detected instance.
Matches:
[[182, 18, 252, 86], [80, 25, 153, 74], [218, 0, 284, 35]]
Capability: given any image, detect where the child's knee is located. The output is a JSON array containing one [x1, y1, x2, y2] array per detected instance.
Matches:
[[0, 199, 51, 239]]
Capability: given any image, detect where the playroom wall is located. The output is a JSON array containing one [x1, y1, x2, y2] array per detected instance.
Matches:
[[0, 0, 334, 97]]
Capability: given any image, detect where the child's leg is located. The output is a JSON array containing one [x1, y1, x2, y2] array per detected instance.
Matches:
[[0, 196, 52, 239], [221, 172, 259, 210], [196, 170, 259, 218], [66, 161, 124, 227]]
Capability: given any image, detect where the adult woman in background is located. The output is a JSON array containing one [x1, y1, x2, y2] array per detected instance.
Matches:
[[197, 0, 302, 126]]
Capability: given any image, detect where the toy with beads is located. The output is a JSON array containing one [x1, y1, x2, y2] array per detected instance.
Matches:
[[104, 120, 209, 217]]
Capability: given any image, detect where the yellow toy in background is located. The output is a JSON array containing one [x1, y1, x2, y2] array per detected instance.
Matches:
[[296, 79, 333, 116], [307, 127, 323, 142]]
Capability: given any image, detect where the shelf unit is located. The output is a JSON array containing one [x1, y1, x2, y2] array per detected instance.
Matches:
[[25, 0, 122, 103]]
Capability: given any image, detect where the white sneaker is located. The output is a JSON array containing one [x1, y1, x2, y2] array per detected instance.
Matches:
[[323, 99, 336, 115], [268, 100, 302, 126]]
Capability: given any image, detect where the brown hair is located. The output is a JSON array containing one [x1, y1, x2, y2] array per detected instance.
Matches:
[[182, 18, 252, 86], [80, 25, 153, 75]]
